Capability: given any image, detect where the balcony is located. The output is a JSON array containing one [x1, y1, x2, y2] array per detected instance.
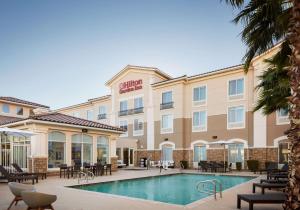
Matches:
[[160, 102, 174, 110], [118, 107, 144, 116], [98, 113, 107, 120]]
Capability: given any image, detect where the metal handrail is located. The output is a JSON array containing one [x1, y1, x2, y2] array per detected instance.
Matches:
[[196, 179, 222, 199], [78, 171, 95, 184]]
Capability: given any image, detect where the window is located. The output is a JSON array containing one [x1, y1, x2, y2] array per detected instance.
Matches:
[[16, 107, 23, 116], [120, 100, 128, 111], [228, 106, 245, 129], [134, 97, 143, 109], [97, 136, 109, 164], [161, 114, 173, 133], [193, 111, 207, 131], [73, 112, 80, 118], [193, 86, 206, 102], [228, 144, 244, 164], [162, 146, 173, 161], [119, 120, 128, 137], [194, 145, 207, 162], [133, 119, 143, 136], [228, 78, 244, 98], [48, 132, 66, 168], [279, 142, 289, 164], [277, 108, 289, 125], [71, 134, 93, 166], [2, 104, 9, 113], [162, 91, 172, 104], [98, 106, 107, 119], [87, 110, 93, 121]]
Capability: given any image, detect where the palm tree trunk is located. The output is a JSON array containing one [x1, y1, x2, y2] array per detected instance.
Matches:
[[284, 1, 300, 209]]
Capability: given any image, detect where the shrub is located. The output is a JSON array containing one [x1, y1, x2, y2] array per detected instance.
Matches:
[[247, 160, 259, 172], [180, 160, 188, 169]]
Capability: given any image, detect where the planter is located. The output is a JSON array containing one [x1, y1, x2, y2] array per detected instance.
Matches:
[[236, 162, 242, 171]]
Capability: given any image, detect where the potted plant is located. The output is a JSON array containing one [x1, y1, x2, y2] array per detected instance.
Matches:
[[246, 160, 259, 173], [236, 162, 242, 171], [180, 160, 188, 169]]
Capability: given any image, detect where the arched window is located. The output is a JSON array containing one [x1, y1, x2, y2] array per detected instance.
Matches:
[[72, 134, 93, 166], [278, 140, 289, 164], [193, 145, 207, 162], [97, 136, 109, 164], [48, 131, 66, 168]]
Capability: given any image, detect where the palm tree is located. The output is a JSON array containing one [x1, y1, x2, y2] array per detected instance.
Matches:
[[224, 0, 300, 209]]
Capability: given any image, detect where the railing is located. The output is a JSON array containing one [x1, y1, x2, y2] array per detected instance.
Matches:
[[78, 171, 95, 184], [98, 114, 107, 120], [196, 179, 222, 199], [118, 107, 144, 116], [160, 102, 174, 110]]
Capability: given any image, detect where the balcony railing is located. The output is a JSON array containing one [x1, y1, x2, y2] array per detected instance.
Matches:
[[98, 113, 107, 120], [160, 102, 174, 110], [119, 107, 144, 116]]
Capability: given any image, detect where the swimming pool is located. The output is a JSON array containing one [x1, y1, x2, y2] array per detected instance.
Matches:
[[70, 173, 255, 205]]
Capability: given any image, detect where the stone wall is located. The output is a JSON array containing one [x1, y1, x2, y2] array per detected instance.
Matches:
[[28, 157, 47, 173], [246, 148, 278, 169], [110, 157, 118, 172]]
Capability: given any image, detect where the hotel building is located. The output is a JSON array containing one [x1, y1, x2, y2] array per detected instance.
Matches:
[[0, 97, 123, 173], [56, 45, 290, 169]]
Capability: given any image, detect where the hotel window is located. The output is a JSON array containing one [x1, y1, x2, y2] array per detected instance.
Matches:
[[279, 142, 289, 164], [228, 106, 245, 129], [194, 145, 207, 162], [73, 112, 80, 118], [193, 86, 206, 105], [161, 114, 173, 133], [277, 108, 289, 125], [228, 78, 244, 99], [97, 136, 109, 164], [133, 119, 143, 136], [192, 111, 207, 132], [2, 104, 9, 113], [162, 91, 172, 104], [16, 107, 23, 116], [134, 97, 143, 109], [162, 145, 173, 161], [71, 134, 93, 166], [87, 110, 93, 121], [120, 100, 128, 111], [98, 106, 107, 120], [228, 144, 244, 164], [48, 131, 66, 168], [119, 120, 128, 137]]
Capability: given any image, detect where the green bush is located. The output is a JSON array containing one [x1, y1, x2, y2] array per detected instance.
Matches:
[[180, 160, 188, 169], [236, 162, 242, 171], [247, 160, 259, 172]]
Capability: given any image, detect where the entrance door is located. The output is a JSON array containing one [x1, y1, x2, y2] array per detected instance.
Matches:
[[129, 148, 134, 166], [123, 148, 129, 166]]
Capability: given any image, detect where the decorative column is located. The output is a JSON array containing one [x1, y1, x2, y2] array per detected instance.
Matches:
[[109, 136, 118, 171]]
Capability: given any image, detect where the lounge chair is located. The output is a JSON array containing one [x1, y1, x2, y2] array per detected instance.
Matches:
[[252, 182, 286, 194], [260, 178, 288, 184], [7, 182, 36, 210], [117, 160, 126, 168], [259, 162, 278, 174], [12, 163, 47, 180], [237, 192, 286, 210], [0, 165, 38, 185], [22, 191, 57, 210]]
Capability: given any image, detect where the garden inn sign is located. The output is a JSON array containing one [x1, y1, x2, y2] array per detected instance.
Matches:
[[119, 79, 143, 94]]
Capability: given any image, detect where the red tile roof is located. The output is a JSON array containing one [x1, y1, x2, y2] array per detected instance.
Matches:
[[0, 112, 124, 132], [0, 115, 23, 126], [0, 97, 49, 108]]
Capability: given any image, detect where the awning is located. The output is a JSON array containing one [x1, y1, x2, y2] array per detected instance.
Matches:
[[0, 127, 36, 138]]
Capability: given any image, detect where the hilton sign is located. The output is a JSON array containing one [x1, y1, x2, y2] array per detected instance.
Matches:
[[119, 79, 143, 94]]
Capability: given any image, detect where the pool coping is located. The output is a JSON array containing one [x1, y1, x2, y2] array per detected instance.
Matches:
[[64, 171, 259, 207]]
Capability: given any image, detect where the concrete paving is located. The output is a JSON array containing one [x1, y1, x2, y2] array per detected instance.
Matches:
[[0, 169, 284, 210]]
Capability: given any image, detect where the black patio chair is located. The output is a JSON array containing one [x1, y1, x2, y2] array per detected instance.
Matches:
[[0, 165, 38, 185]]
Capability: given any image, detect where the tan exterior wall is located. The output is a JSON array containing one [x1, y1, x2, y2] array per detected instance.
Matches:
[[0, 101, 33, 118], [267, 112, 289, 146]]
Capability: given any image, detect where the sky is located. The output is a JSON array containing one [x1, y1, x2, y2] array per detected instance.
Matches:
[[0, 0, 246, 109]]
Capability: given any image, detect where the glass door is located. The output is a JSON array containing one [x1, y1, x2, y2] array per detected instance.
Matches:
[[129, 148, 134, 166]]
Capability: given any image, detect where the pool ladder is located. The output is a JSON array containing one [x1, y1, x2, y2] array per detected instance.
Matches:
[[78, 171, 94, 184], [196, 179, 222, 200]]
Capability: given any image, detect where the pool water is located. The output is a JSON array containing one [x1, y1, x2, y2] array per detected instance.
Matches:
[[70, 173, 254, 205]]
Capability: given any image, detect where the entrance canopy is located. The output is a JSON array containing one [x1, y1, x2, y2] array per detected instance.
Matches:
[[0, 127, 36, 138]]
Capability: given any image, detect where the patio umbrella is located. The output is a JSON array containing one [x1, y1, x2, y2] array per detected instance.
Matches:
[[208, 140, 231, 172], [0, 127, 36, 138]]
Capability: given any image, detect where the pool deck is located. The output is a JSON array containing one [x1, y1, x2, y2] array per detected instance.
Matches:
[[0, 169, 283, 210]]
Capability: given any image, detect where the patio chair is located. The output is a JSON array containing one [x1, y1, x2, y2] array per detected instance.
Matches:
[[7, 182, 36, 210], [260, 178, 288, 184], [0, 165, 38, 185], [21, 191, 57, 210], [259, 162, 278, 174], [12, 163, 47, 180], [252, 182, 287, 194], [237, 192, 286, 210], [59, 164, 68, 178]]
